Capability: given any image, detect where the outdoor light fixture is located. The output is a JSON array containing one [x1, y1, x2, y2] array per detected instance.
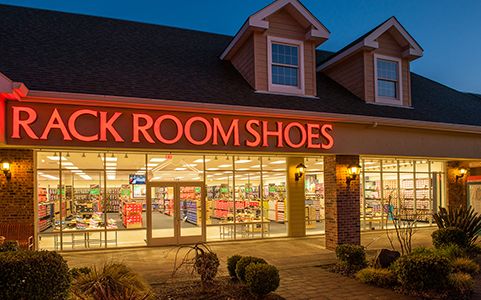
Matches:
[[1, 159, 12, 181], [346, 164, 361, 185], [456, 167, 468, 182], [295, 163, 306, 181]]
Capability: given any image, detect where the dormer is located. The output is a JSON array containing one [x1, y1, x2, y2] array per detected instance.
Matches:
[[318, 17, 423, 107], [221, 0, 329, 97]]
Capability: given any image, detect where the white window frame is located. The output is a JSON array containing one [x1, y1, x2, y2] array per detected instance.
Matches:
[[267, 36, 305, 95], [374, 54, 403, 106]]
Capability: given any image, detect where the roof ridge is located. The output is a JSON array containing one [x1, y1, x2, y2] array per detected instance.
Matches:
[[0, 3, 234, 39]]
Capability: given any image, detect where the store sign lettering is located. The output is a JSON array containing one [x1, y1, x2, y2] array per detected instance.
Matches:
[[8, 105, 334, 151]]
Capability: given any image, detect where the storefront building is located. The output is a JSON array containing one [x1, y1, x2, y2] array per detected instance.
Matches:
[[0, 0, 480, 251]]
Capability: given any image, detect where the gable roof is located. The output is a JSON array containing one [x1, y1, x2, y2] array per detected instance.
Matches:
[[318, 16, 423, 71], [0, 4, 480, 129], [220, 0, 330, 60]]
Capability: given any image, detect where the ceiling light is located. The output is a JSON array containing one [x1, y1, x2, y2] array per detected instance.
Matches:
[[175, 167, 187, 171], [207, 168, 219, 171], [270, 160, 285, 165], [41, 174, 59, 180], [105, 163, 117, 167], [194, 159, 209, 163], [315, 161, 324, 165], [107, 175, 116, 180], [47, 156, 66, 161], [218, 164, 231, 168], [79, 175, 92, 180], [184, 164, 197, 167], [62, 162, 74, 166], [192, 177, 201, 180], [237, 168, 249, 171], [102, 157, 117, 162], [70, 170, 82, 173], [272, 168, 285, 172], [147, 163, 158, 167], [65, 166, 79, 170], [150, 158, 167, 162], [235, 160, 251, 164]]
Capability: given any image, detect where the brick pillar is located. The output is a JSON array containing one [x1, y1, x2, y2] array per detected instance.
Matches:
[[286, 157, 306, 237], [0, 149, 35, 243], [324, 155, 360, 250], [446, 161, 469, 209]]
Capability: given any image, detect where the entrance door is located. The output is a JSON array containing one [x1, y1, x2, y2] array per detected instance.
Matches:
[[147, 182, 204, 246]]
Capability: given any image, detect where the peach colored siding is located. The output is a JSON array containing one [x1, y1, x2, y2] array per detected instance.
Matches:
[[252, 8, 317, 96], [230, 36, 255, 89], [324, 52, 365, 100], [326, 30, 412, 105]]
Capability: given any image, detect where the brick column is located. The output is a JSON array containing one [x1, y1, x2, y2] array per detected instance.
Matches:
[[324, 155, 360, 250], [0, 149, 35, 243], [446, 161, 469, 209], [286, 157, 306, 237]]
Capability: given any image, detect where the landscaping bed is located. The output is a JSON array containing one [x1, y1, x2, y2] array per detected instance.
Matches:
[[154, 277, 285, 300]]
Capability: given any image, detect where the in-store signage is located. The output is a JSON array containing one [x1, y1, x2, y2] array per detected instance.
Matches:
[[6, 103, 335, 152]]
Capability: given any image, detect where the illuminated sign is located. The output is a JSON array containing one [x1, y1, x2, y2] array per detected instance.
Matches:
[[6, 103, 334, 152]]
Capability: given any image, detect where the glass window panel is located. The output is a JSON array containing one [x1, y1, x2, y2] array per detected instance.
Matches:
[[263, 172, 287, 237], [206, 155, 233, 171], [399, 160, 414, 172], [148, 154, 203, 182], [112, 153, 146, 170], [63, 170, 105, 250], [377, 59, 398, 80], [272, 43, 298, 66], [382, 159, 398, 172], [362, 172, 383, 230], [37, 169, 60, 250], [206, 172, 234, 225], [151, 185, 174, 238], [378, 80, 397, 98], [272, 65, 298, 86], [430, 161, 445, 172], [62, 151, 104, 171], [362, 159, 381, 172], [37, 151, 63, 170], [234, 172, 262, 239], [179, 184, 202, 237]]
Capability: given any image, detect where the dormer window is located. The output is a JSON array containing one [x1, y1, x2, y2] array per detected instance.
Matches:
[[374, 54, 402, 105], [268, 37, 304, 95]]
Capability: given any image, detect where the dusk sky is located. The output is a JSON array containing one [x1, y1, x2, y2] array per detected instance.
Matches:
[[2, 0, 480, 94]]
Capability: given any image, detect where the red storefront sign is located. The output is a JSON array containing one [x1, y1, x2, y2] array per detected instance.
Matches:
[[5, 102, 334, 152]]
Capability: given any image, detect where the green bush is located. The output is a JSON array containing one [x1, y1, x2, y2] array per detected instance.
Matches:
[[392, 253, 451, 292], [436, 244, 467, 260], [245, 263, 280, 297], [356, 267, 397, 288], [227, 255, 243, 278], [0, 240, 19, 252], [433, 206, 481, 246], [0, 250, 71, 300], [194, 252, 220, 283], [335, 244, 367, 272], [432, 227, 469, 249], [235, 256, 267, 282], [448, 272, 474, 299], [452, 258, 480, 275], [71, 262, 153, 300]]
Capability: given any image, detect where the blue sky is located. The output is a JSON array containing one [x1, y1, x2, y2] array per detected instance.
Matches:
[[2, 0, 480, 93]]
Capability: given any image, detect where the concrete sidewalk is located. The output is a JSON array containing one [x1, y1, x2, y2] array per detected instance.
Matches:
[[63, 228, 437, 299]]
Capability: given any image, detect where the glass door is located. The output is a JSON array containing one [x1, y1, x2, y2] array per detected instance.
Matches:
[[147, 182, 204, 246]]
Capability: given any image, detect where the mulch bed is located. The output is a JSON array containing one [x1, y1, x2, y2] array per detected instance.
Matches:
[[154, 277, 285, 300]]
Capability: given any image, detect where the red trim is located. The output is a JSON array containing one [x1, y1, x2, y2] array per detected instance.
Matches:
[[467, 176, 481, 182]]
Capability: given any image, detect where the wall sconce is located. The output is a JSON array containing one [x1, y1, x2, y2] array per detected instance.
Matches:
[[1, 159, 12, 181], [295, 163, 306, 181], [456, 167, 468, 182], [346, 164, 361, 185]]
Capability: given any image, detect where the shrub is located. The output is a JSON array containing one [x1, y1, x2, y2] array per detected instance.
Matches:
[[433, 206, 481, 246], [71, 262, 153, 300], [448, 272, 474, 299], [227, 255, 243, 278], [466, 243, 481, 257], [194, 252, 220, 283], [356, 267, 397, 288], [70, 266, 92, 279], [0, 240, 19, 252], [392, 253, 451, 292], [0, 250, 71, 300], [432, 227, 469, 249], [245, 263, 280, 297], [410, 246, 435, 256], [436, 244, 467, 260], [452, 258, 480, 275], [235, 256, 267, 282], [335, 244, 367, 272]]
